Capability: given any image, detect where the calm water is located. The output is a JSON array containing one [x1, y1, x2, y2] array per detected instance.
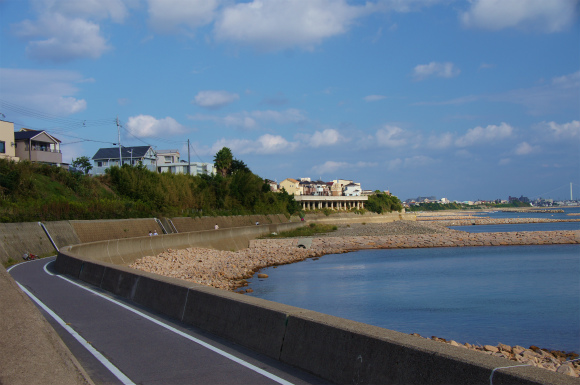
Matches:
[[247, 244, 580, 353]]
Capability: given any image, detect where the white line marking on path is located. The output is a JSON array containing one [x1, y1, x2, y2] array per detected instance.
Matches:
[[48, 262, 295, 385], [16, 282, 135, 385]]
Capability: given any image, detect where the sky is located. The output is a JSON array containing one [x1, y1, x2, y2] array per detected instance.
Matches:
[[0, 0, 579, 202]]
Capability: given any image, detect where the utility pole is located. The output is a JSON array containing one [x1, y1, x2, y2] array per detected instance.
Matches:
[[571, 182, 573, 201], [187, 139, 191, 175], [117, 116, 122, 166]]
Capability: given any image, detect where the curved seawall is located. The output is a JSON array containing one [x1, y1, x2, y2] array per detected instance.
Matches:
[[53, 226, 577, 385]]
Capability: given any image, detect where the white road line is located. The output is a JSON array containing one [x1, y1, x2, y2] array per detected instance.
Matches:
[[16, 282, 135, 385], [50, 263, 295, 385]]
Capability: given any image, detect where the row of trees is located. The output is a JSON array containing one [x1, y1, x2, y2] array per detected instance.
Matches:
[[0, 147, 401, 222]]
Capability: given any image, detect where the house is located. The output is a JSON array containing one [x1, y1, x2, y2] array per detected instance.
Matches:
[[279, 178, 302, 195], [0, 120, 18, 161], [265, 179, 278, 192], [157, 160, 216, 176], [14, 128, 63, 166], [343, 182, 362, 196], [154, 149, 215, 176], [298, 178, 332, 196], [155, 149, 180, 166], [91, 146, 156, 175]]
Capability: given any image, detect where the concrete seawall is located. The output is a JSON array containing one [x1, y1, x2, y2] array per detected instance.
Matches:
[[54, 234, 577, 384], [54, 250, 577, 385]]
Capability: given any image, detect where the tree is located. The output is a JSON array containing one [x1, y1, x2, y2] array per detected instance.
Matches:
[[213, 147, 233, 177], [72, 156, 93, 175]]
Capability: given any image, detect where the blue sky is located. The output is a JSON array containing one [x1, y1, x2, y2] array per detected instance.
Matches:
[[0, 0, 578, 201]]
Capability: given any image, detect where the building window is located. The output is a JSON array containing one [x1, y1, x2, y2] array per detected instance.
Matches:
[[164, 156, 172, 163], [0, 141, 5, 153]]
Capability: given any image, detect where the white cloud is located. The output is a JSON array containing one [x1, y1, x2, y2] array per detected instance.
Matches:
[[425, 132, 454, 149], [297, 129, 347, 147], [375, 125, 408, 147], [214, 0, 371, 51], [0, 68, 87, 115], [310, 159, 374, 175], [192, 90, 239, 109], [40, 0, 130, 23], [212, 134, 299, 155], [10, 0, 131, 62], [126, 115, 185, 137], [455, 122, 514, 147], [364, 95, 387, 102], [147, 0, 219, 33], [13, 13, 110, 62], [461, 0, 578, 33], [189, 108, 306, 129], [537, 120, 580, 140], [413, 62, 460, 80], [514, 141, 538, 155], [311, 161, 348, 175]]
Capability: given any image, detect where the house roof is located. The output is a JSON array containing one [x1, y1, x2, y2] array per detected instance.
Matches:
[[92, 146, 153, 160], [14, 129, 61, 143]]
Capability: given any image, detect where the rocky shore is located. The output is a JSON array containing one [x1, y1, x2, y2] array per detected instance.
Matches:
[[129, 219, 580, 377]]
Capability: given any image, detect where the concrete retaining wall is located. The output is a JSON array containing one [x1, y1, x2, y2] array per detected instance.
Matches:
[[304, 212, 415, 224], [66, 222, 303, 266], [0, 222, 57, 264], [54, 249, 576, 385], [70, 219, 164, 243], [169, 214, 288, 233]]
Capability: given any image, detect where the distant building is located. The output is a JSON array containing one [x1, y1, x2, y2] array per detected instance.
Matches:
[[265, 179, 278, 192], [14, 128, 63, 167], [279, 178, 302, 195], [92, 146, 157, 175], [343, 182, 362, 196], [0, 120, 18, 161]]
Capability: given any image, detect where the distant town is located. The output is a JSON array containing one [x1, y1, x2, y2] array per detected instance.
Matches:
[[403, 195, 580, 208]]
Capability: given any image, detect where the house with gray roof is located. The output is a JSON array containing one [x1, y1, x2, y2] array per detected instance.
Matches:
[[91, 146, 156, 175], [14, 128, 64, 166]]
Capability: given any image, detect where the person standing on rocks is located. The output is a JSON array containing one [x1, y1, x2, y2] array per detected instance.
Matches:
[[215, 224, 219, 230]]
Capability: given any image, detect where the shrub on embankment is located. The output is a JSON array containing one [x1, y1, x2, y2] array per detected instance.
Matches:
[[0, 159, 299, 222]]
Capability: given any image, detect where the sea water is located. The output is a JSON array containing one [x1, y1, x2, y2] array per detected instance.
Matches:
[[247, 241, 580, 353]]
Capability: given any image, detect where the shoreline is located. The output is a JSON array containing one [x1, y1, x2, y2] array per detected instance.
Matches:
[[129, 220, 580, 377]]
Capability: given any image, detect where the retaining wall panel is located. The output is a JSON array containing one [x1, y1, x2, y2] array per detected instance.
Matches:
[[132, 276, 189, 320], [182, 288, 288, 359], [54, 251, 83, 278], [280, 312, 557, 385], [78, 261, 106, 287], [42, 221, 81, 249], [100, 267, 141, 299]]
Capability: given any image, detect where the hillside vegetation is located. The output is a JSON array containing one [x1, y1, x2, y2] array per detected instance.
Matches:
[[0, 159, 299, 222], [0, 154, 403, 223]]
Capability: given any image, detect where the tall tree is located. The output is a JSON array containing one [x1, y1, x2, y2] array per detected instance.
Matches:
[[213, 147, 233, 177], [72, 156, 93, 175]]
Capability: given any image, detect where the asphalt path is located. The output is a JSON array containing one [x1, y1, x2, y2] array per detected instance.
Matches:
[[8, 257, 328, 385]]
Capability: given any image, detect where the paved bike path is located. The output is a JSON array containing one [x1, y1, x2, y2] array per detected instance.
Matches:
[[9, 258, 327, 385]]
